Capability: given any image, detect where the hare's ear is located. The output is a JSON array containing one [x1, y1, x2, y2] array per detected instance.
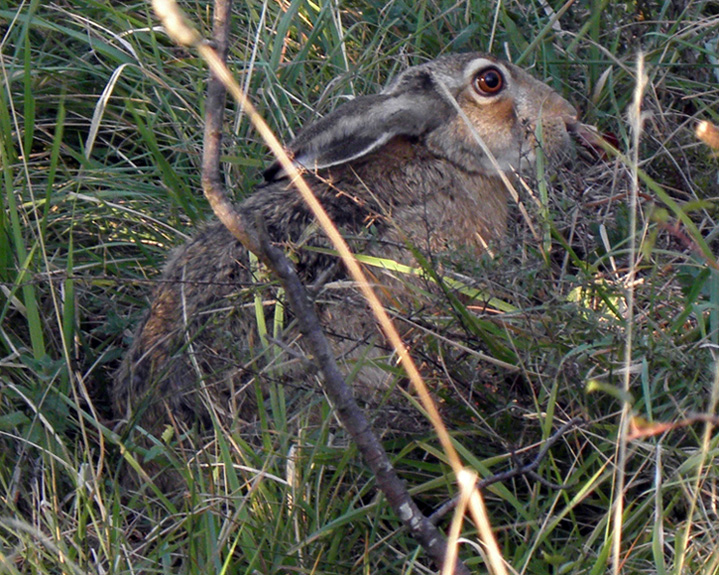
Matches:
[[264, 70, 454, 181]]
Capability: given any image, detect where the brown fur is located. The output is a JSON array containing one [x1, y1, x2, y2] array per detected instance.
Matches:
[[114, 53, 578, 437]]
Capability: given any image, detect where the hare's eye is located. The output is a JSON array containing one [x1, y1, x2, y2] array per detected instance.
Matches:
[[473, 67, 504, 96]]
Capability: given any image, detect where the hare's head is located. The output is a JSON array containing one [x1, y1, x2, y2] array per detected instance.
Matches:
[[418, 53, 578, 174], [267, 52, 577, 181]]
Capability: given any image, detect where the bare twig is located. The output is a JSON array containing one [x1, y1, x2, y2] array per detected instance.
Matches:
[[429, 417, 585, 524], [202, 0, 231, 226]]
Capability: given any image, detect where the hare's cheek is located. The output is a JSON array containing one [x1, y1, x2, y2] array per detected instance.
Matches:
[[488, 121, 534, 171], [463, 97, 516, 134], [452, 105, 518, 164]]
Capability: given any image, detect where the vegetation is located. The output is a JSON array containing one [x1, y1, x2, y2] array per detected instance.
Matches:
[[1, 0, 719, 573]]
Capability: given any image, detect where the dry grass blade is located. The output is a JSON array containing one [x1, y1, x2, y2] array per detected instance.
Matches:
[[612, 51, 648, 575]]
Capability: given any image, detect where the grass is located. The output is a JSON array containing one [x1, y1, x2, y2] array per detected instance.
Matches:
[[2, 0, 719, 573]]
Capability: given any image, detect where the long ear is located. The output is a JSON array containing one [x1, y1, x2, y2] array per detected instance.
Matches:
[[264, 70, 455, 181]]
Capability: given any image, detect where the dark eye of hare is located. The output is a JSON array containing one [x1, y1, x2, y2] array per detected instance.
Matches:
[[473, 67, 504, 96]]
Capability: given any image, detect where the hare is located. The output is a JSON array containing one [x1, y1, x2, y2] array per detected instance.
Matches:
[[114, 53, 578, 436]]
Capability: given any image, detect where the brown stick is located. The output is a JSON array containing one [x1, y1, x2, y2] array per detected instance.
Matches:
[[201, 1, 263, 255], [202, 0, 232, 235]]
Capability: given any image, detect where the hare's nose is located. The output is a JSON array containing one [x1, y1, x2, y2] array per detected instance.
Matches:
[[563, 106, 579, 130]]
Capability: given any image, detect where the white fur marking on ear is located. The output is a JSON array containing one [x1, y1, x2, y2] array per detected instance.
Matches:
[[294, 131, 395, 171], [287, 88, 452, 171]]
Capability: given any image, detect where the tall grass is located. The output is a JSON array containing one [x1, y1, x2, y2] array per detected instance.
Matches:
[[1, 0, 719, 573]]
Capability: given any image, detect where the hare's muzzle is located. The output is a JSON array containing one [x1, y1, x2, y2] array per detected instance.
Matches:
[[547, 92, 579, 130]]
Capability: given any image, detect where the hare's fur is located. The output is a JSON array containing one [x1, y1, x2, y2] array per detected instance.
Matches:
[[114, 53, 577, 434]]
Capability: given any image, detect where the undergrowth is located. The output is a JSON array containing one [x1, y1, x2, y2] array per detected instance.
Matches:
[[1, 1, 719, 574]]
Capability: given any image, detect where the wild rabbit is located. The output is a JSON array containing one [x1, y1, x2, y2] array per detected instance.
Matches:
[[114, 53, 578, 436]]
